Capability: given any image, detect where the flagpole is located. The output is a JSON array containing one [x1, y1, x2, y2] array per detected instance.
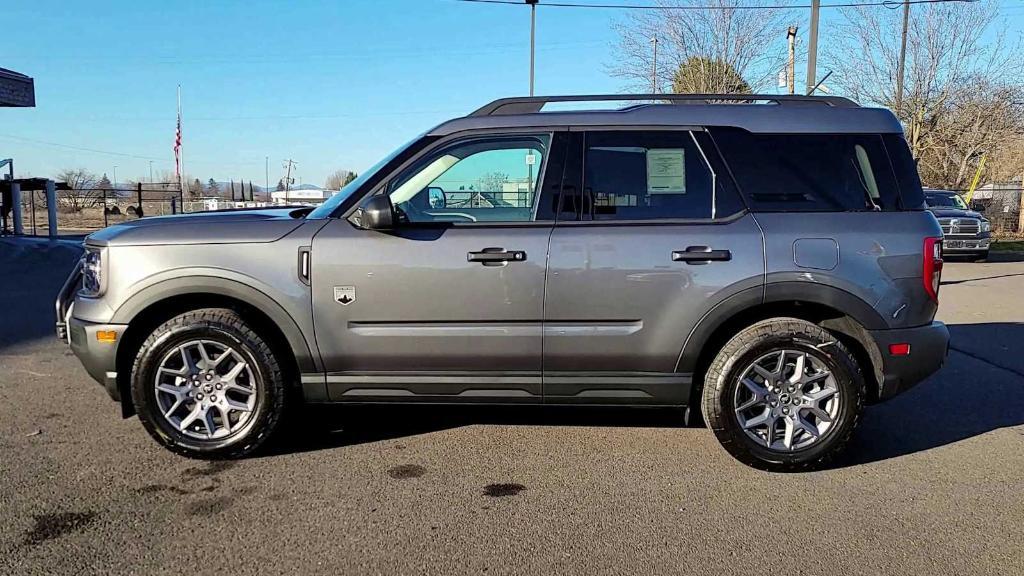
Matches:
[[177, 85, 184, 198]]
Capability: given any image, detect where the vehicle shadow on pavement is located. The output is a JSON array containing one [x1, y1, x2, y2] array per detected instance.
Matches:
[[838, 322, 1024, 468], [263, 404, 686, 458]]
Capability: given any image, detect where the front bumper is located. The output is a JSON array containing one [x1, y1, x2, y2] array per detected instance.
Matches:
[[55, 262, 125, 402], [67, 316, 126, 401], [870, 321, 950, 401], [942, 234, 990, 252]]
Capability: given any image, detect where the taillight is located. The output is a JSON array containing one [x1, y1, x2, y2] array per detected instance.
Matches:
[[923, 237, 943, 302]]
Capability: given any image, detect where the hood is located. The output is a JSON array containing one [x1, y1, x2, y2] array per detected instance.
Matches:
[[926, 207, 987, 220], [85, 207, 310, 247]]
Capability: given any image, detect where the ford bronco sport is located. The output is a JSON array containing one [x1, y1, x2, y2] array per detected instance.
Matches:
[[57, 94, 949, 471]]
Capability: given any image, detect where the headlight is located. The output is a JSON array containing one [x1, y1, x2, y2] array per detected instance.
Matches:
[[980, 220, 991, 233], [80, 248, 104, 297]]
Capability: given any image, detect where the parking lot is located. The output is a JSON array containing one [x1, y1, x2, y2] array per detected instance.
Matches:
[[2, 238, 1022, 576]]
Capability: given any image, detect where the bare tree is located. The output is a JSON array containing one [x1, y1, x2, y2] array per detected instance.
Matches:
[[56, 168, 101, 212], [325, 169, 354, 190], [825, 0, 1024, 187], [609, 0, 793, 94]]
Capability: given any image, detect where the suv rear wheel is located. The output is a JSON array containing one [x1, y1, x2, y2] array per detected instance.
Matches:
[[130, 308, 288, 459], [701, 318, 864, 472]]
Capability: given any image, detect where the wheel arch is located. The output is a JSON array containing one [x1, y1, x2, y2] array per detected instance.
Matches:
[[112, 278, 316, 417], [678, 283, 886, 414]]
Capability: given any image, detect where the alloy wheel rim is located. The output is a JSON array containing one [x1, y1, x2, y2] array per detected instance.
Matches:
[[154, 339, 257, 440], [733, 349, 840, 452]]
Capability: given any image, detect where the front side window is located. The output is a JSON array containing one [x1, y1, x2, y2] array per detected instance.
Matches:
[[387, 135, 550, 223], [710, 128, 902, 212], [582, 130, 726, 220]]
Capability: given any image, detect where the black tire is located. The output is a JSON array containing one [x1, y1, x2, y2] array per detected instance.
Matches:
[[701, 317, 865, 472], [974, 250, 989, 262], [130, 308, 288, 459]]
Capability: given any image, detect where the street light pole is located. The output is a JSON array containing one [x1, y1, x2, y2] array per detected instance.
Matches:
[[149, 161, 154, 183], [113, 166, 118, 189], [651, 35, 659, 96], [528, 0, 536, 96], [805, 0, 820, 95]]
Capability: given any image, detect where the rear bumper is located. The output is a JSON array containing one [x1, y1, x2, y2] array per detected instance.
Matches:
[[68, 316, 126, 401], [870, 321, 949, 401]]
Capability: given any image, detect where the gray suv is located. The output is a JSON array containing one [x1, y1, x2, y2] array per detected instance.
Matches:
[[57, 94, 949, 471]]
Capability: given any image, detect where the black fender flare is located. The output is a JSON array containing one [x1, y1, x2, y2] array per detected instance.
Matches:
[[676, 281, 886, 374], [111, 275, 317, 374]]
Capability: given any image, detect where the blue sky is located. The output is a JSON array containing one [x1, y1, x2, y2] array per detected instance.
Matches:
[[2, 0, 1023, 188]]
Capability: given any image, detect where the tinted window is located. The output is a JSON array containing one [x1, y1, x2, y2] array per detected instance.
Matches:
[[710, 128, 902, 212], [583, 131, 718, 220], [883, 134, 925, 209], [388, 135, 550, 223]]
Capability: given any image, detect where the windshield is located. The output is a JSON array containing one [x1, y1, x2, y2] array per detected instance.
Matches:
[[307, 136, 422, 219], [925, 192, 968, 210]]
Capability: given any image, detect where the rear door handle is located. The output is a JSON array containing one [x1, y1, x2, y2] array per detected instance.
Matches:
[[672, 246, 732, 264], [468, 247, 527, 265]]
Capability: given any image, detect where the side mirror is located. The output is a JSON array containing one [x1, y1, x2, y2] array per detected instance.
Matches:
[[361, 195, 395, 230], [427, 187, 446, 209], [971, 202, 985, 213]]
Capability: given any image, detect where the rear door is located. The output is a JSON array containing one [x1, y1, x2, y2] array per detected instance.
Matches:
[[543, 128, 764, 404], [311, 130, 567, 402]]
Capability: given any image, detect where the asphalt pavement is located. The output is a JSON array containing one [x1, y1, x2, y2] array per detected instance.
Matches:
[[1, 238, 1022, 575]]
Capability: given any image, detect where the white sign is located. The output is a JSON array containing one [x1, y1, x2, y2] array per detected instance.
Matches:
[[646, 149, 686, 194], [525, 153, 536, 166]]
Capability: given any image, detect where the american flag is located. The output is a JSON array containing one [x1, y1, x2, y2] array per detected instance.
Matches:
[[173, 107, 182, 178]]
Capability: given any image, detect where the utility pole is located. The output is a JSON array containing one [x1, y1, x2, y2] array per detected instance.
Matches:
[[805, 0, 820, 95], [786, 26, 798, 95], [283, 159, 296, 205], [526, 0, 538, 96], [651, 35, 659, 97], [895, 0, 910, 115]]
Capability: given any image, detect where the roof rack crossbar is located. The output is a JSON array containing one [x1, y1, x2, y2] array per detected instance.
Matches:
[[470, 94, 859, 116]]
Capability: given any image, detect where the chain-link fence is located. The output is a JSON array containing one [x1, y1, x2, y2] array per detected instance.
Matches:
[[962, 185, 1022, 238]]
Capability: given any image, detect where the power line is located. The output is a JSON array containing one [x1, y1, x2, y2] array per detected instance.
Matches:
[[0, 133, 263, 166], [453, 0, 977, 9]]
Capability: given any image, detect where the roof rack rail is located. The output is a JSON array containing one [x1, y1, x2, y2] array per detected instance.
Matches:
[[470, 94, 859, 116]]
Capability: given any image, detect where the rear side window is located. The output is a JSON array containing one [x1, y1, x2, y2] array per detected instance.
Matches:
[[582, 130, 742, 220], [710, 128, 902, 212], [883, 134, 925, 209]]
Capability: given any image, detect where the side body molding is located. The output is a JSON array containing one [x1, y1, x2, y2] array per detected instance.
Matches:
[[110, 274, 319, 376]]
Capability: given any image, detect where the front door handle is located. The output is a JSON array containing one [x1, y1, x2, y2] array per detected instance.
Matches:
[[672, 246, 732, 264], [468, 247, 527, 265]]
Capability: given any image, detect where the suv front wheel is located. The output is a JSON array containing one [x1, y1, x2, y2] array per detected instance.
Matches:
[[130, 308, 288, 459], [701, 318, 865, 472]]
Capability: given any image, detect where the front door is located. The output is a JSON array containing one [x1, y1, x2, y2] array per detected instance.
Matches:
[[311, 131, 565, 402], [543, 129, 764, 404]]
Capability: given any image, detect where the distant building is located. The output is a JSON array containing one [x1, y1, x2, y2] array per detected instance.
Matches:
[[270, 188, 333, 205]]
